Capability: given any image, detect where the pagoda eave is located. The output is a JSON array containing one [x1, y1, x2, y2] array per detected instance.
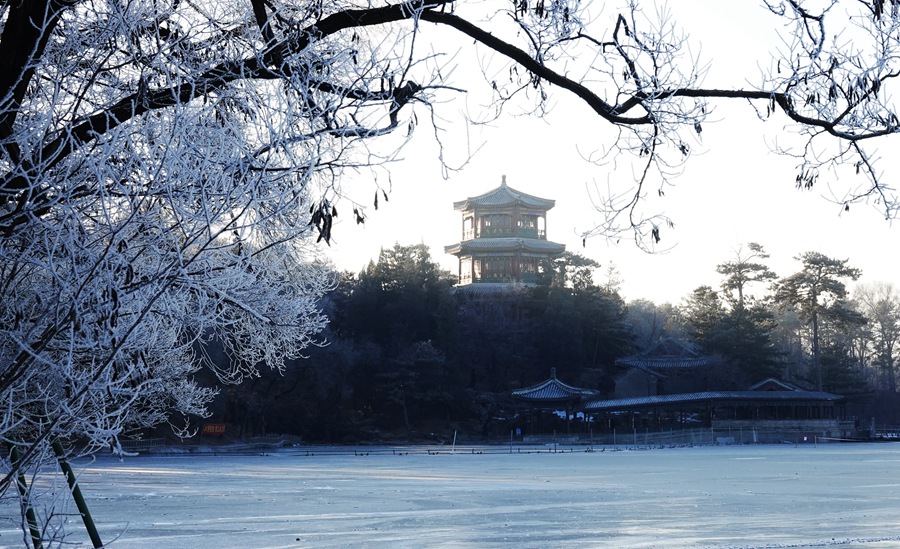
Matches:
[[445, 238, 565, 256]]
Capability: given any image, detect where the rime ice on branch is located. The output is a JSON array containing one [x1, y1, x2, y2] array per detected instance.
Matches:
[[2, 0, 900, 540]]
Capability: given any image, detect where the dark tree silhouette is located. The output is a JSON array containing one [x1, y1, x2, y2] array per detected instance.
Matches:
[[775, 252, 862, 390]]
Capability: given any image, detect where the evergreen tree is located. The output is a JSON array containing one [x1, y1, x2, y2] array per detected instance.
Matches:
[[681, 286, 727, 351], [818, 300, 869, 395], [717, 243, 778, 309], [775, 252, 862, 390]]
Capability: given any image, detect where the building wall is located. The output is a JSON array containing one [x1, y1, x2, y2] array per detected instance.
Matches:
[[615, 369, 659, 398], [614, 368, 708, 399]]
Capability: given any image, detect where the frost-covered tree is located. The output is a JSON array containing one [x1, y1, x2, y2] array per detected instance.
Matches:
[[854, 282, 900, 392], [5, 0, 900, 542], [712, 244, 781, 381], [717, 243, 777, 310]]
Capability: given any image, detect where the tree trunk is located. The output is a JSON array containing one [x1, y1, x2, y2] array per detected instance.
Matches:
[[812, 312, 822, 391], [887, 356, 897, 393], [401, 398, 411, 439]]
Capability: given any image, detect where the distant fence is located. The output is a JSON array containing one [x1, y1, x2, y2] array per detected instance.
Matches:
[[248, 435, 304, 449], [118, 438, 165, 452], [875, 425, 900, 440], [551, 429, 719, 448], [518, 427, 861, 448]]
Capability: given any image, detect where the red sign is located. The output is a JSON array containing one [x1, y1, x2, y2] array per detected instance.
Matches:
[[202, 423, 226, 436]]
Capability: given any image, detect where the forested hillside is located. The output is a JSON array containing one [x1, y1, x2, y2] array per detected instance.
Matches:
[[205, 243, 900, 442]]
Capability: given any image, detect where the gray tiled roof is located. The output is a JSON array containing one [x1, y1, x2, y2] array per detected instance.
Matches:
[[615, 337, 715, 371], [583, 389, 843, 411], [616, 356, 714, 370], [748, 378, 804, 391], [453, 181, 555, 210], [445, 237, 565, 255]]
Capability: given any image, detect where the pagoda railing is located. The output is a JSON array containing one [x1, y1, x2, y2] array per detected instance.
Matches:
[[472, 273, 515, 283], [481, 227, 513, 237], [473, 228, 546, 239], [471, 272, 539, 283]]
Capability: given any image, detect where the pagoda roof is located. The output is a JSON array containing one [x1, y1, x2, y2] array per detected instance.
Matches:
[[512, 369, 599, 403], [445, 237, 565, 256], [453, 177, 555, 211], [450, 283, 532, 295]]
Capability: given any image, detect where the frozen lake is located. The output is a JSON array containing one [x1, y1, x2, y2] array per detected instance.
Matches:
[[5, 443, 900, 548]]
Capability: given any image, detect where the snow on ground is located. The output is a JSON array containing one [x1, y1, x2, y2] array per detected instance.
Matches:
[[4, 443, 900, 548]]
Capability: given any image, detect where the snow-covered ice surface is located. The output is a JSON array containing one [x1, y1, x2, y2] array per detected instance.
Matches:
[[5, 443, 900, 548]]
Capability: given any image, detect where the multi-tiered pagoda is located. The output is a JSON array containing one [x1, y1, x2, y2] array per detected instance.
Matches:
[[445, 176, 565, 285]]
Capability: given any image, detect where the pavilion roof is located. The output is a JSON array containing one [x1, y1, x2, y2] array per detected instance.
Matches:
[[445, 237, 565, 256], [453, 178, 555, 211], [512, 369, 599, 403]]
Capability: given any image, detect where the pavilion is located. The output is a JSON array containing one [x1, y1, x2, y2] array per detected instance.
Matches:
[[511, 368, 599, 437]]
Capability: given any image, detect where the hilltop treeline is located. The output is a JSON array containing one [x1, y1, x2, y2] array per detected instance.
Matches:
[[197, 244, 900, 442]]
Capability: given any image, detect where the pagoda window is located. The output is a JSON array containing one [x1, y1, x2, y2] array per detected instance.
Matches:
[[480, 214, 513, 237], [481, 257, 514, 280], [519, 258, 538, 283], [519, 259, 537, 273], [517, 215, 539, 238], [463, 216, 474, 240], [460, 257, 472, 284]]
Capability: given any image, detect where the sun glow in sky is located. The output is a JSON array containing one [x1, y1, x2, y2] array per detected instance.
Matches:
[[322, 1, 899, 304]]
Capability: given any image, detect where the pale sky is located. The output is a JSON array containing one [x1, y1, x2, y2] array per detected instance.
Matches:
[[321, 1, 899, 305]]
